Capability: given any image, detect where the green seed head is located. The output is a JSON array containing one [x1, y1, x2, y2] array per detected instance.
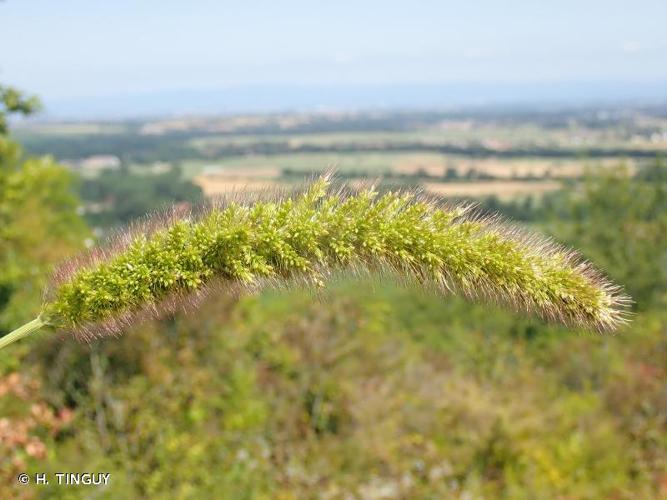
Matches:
[[42, 175, 629, 340]]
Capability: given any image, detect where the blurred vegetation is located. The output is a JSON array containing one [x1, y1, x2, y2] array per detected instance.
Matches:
[[0, 84, 87, 496], [0, 89, 87, 334], [563, 163, 667, 309], [0, 85, 41, 135], [0, 87, 666, 498], [79, 166, 203, 228]]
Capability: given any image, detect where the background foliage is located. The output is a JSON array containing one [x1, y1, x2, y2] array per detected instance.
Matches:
[[0, 91, 665, 498]]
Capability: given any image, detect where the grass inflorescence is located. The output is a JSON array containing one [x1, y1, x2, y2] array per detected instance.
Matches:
[[2, 173, 629, 348]]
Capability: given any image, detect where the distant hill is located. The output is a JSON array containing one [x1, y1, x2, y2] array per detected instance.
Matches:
[[39, 82, 667, 120]]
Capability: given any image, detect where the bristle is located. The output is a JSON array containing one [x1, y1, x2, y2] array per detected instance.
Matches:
[[41, 173, 630, 340]]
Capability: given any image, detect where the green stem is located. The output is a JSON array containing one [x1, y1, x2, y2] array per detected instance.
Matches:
[[0, 317, 47, 351]]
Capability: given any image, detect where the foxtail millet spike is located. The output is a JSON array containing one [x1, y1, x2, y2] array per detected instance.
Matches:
[[0, 174, 630, 349]]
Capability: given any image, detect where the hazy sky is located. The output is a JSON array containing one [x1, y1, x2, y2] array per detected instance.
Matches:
[[1, 0, 666, 99]]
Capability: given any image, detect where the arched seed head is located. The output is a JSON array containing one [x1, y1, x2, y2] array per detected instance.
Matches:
[[38, 174, 630, 342]]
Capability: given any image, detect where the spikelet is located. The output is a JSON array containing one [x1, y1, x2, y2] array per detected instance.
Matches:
[[0, 173, 630, 349]]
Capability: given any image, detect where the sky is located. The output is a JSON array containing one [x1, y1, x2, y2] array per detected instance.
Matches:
[[1, 0, 666, 115]]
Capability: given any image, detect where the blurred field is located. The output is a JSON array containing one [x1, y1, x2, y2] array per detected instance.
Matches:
[[193, 171, 562, 199], [186, 152, 617, 200], [195, 177, 287, 197], [423, 180, 561, 198], [15, 109, 662, 204]]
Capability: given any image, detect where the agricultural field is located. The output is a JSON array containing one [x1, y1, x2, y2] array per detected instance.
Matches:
[[12, 106, 665, 208]]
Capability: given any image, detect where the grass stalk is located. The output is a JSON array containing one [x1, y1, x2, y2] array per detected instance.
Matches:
[[0, 316, 46, 350]]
